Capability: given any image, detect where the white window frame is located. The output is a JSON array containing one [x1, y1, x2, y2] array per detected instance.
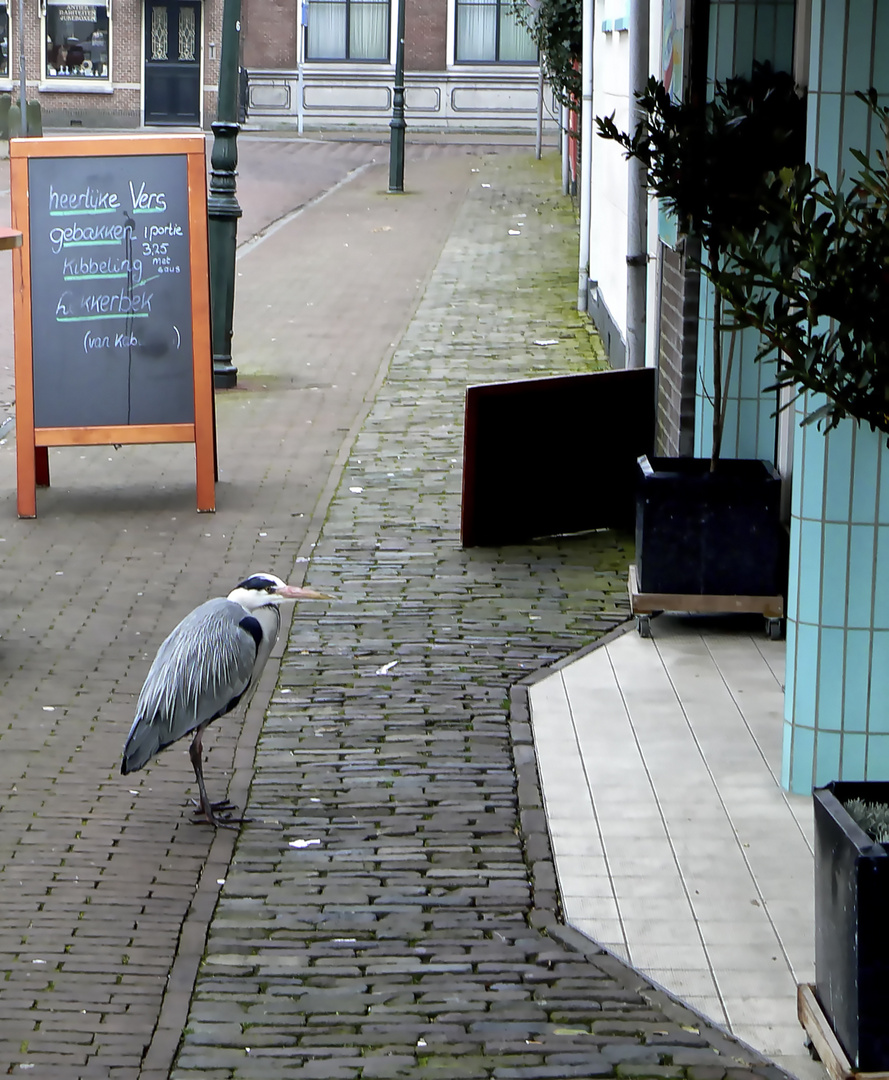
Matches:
[[41, 0, 112, 90], [449, 0, 537, 66], [304, 0, 392, 63]]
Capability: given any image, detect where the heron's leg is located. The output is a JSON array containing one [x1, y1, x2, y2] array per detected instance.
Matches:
[[188, 727, 216, 819], [188, 726, 246, 828]]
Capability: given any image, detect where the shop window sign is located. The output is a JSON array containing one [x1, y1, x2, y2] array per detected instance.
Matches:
[[46, 1, 110, 79]]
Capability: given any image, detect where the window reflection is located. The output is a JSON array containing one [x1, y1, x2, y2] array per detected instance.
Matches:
[[1, 3, 9, 79]]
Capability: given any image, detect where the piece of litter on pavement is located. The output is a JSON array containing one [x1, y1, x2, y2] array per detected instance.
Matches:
[[349, 487, 364, 494], [534, 339, 559, 346], [508, 230, 521, 235], [481, 183, 491, 188], [289, 838, 322, 849], [374, 660, 398, 675]]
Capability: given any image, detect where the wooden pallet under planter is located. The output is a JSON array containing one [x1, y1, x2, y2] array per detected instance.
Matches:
[[798, 984, 889, 1080], [628, 564, 784, 637]]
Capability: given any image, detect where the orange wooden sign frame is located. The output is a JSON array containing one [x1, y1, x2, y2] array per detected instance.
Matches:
[[10, 135, 216, 517]]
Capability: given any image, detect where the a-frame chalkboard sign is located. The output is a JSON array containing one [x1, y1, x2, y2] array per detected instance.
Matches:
[[10, 135, 216, 517]]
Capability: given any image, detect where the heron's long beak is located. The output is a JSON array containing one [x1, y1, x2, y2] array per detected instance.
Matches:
[[276, 585, 331, 600]]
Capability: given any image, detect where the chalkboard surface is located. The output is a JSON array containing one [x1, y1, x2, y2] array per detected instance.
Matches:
[[27, 153, 195, 428]]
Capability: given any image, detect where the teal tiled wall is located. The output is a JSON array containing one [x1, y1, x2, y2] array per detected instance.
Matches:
[[694, 0, 794, 463], [784, 401, 889, 792], [782, 0, 889, 792], [707, 0, 795, 83]]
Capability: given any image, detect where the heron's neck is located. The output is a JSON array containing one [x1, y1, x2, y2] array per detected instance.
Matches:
[[251, 603, 282, 645]]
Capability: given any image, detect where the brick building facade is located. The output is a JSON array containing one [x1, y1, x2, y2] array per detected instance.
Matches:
[[241, 0, 558, 132], [1, 0, 224, 129], [0, 0, 554, 132]]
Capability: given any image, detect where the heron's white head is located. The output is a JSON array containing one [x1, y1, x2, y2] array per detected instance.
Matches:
[[228, 573, 330, 611]]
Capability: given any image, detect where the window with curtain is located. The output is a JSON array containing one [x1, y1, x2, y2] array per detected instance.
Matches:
[[1, 3, 9, 78], [45, 2, 110, 80], [455, 0, 536, 62], [306, 0, 389, 61]]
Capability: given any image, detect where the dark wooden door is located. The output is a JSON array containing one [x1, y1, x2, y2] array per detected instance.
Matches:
[[144, 1, 202, 126]]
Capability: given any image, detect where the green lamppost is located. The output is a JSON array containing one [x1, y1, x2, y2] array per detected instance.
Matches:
[[208, 0, 243, 389], [388, 0, 406, 193]]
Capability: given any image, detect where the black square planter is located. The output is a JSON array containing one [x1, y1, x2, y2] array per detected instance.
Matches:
[[635, 456, 784, 596], [814, 781, 889, 1071]]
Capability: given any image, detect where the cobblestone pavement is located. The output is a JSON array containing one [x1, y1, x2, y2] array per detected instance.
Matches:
[[0, 138, 789, 1080], [169, 151, 789, 1080], [0, 140, 482, 1079]]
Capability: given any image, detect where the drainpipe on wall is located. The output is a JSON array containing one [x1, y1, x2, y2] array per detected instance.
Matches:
[[561, 104, 570, 194], [625, 0, 649, 367], [536, 67, 544, 160], [577, 0, 594, 311]]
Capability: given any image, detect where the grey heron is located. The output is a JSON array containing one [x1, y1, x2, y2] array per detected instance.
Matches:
[[121, 573, 328, 826]]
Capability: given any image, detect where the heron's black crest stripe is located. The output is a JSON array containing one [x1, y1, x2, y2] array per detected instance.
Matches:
[[237, 574, 278, 593], [239, 615, 264, 649]]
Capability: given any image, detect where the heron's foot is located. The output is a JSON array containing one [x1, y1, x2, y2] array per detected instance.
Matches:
[[192, 796, 237, 813], [190, 798, 252, 828]]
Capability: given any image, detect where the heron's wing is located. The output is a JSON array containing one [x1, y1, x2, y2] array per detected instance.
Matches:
[[121, 598, 259, 773]]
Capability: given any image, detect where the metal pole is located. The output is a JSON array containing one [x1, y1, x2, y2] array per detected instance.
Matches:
[[18, 0, 27, 136], [388, 0, 406, 193], [297, 0, 306, 135], [207, 0, 243, 389]]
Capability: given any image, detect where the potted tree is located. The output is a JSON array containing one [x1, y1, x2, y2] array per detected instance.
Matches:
[[709, 89, 889, 443], [596, 66, 805, 626]]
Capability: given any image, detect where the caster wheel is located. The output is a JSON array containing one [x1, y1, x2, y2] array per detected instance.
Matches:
[[766, 617, 784, 641], [636, 615, 652, 638]]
